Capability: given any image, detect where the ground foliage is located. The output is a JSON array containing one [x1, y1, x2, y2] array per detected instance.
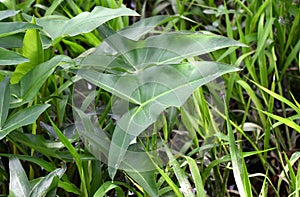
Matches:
[[0, 0, 300, 196]]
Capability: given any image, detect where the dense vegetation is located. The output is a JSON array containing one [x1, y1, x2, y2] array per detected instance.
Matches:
[[0, 0, 299, 196]]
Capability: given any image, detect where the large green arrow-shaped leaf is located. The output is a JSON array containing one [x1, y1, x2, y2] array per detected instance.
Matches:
[[76, 25, 245, 179], [80, 27, 245, 73], [22, 6, 139, 42], [77, 61, 240, 178]]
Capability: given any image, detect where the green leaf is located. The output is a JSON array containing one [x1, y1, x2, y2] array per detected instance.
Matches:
[[0, 76, 10, 129], [225, 103, 252, 197], [0, 33, 24, 48], [261, 111, 300, 133], [77, 61, 240, 178], [29, 167, 66, 197], [0, 10, 19, 21], [74, 107, 157, 196], [11, 17, 44, 84], [0, 153, 56, 172], [8, 132, 60, 158], [9, 157, 30, 197], [23, 6, 139, 41], [48, 115, 89, 196], [81, 28, 246, 73], [76, 26, 244, 183], [10, 55, 72, 107], [184, 156, 206, 197], [125, 170, 158, 197], [164, 145, 194, 197], [117, 15, 169, 40], [0, 104, 50, 140], [0, 22, 41, 37], [93, 181, 124, 197], [0, 47, 28, 65]]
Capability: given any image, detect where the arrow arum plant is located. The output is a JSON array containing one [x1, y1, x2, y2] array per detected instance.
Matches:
[[73, 20, 246, 194]]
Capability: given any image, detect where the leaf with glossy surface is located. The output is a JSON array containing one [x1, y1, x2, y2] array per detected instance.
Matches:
[[0, 10, 19, 21], [9, 157, 30, 197], [0, 47, 28, 65], [23, 6, 139, 41], [10, 55, 72, 107], [11, 17, 44, 84], [29, 167, 66, 197], [77, 61, 240, 178], [81, 28, 246, 73], [0, 76, 10, 129], [0, 104, 50, 140], [76, 26, 245, 181], [0, 22, 41, 37]]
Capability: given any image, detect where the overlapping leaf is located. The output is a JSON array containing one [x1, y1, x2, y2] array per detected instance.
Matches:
[[11, 17, 44, 84], [0, 22, 41, 37], [0, 10, 19, 21], [0, 47, 28, 65], [10, 55, 72, 107], [76, 24, 245, 181], [0, 104, 50, 140]]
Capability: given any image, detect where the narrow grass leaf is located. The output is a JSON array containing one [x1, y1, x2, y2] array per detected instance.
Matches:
[[0, 47, 28, 65], [0, 104, 50, 140], [225, 103, 252, 197], [164, 145, 194, 197], [125, 170, 158, 197], [261, 111, 300, 133], [185, 156, 205, 197], [44, 0, 64, 16], [9, 157, 30, 197], [48, 115, 89, 196], [251, 80, 300, 114], [152, 161, 183, 197], [0, 76, 10, 129], [237, 80, 266, 127], [57, 181, 82, 196]]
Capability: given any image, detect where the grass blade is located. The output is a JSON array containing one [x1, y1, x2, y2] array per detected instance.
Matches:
[[225, 103, 252, 197], [9, 157, 30, 197], [0, 76, 10, 129]]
